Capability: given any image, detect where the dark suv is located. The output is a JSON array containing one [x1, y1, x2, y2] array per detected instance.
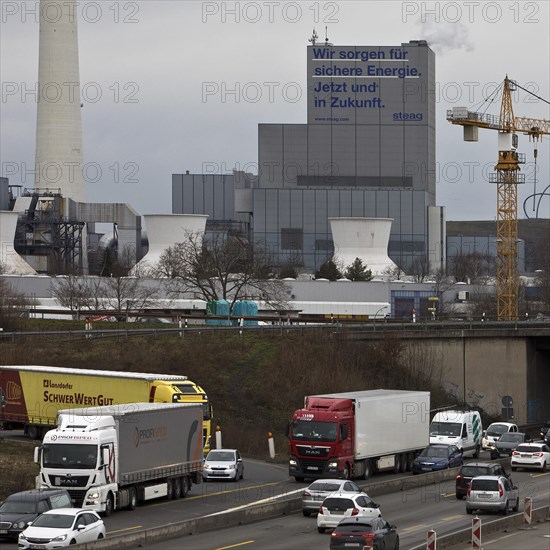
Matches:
[[0, 489, 72, 540], [455, 462, 512, 500]]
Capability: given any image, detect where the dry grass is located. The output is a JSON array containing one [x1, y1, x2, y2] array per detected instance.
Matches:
[[0, 439, 39, 500]]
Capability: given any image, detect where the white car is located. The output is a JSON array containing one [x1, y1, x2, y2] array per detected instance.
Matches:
[[481, 422, 518, 450], [203, 449, 244, 481], [511, 443, 550, 472], [317, 491, 381, 533], [18, 508, 106, 549]]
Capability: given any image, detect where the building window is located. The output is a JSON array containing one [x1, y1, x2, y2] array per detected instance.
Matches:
[[281, 228, 303, 250]]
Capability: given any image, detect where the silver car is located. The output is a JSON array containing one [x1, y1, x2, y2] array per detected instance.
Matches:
[[466, 475, 519, 515], [302, 479, 362, 517], [203, 449, 244, 482]]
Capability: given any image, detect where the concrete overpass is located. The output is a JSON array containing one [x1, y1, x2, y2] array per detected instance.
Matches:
[[344, 323, 550, 424]]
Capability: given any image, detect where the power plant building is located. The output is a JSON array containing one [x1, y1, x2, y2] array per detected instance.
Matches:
[[173, 40, 445, 273]]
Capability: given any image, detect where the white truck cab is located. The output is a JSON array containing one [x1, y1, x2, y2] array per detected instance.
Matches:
[[429, 410, 482, 458]]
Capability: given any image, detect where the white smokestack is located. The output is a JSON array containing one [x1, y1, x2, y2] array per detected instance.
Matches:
[[35, 0, 85, 202]]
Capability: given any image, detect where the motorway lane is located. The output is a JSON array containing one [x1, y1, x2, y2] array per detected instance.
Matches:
[[139, 469, 550, 550]]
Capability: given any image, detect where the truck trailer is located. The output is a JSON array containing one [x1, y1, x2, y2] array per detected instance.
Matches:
[[0, 365, 212, 451], [34, 402, 204, 515], [289, 389, 430, 481]]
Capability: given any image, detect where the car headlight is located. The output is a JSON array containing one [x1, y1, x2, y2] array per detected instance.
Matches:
[[18, 532, 27, 540], [52, 534, 68, 542], [88, 492, 100, 499], [16, 521, 27, 529], [289, 459, 297, 466], [328, 461, 338, 468]]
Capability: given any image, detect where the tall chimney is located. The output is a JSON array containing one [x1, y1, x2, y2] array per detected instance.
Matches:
[[35, 0, 85, 202]]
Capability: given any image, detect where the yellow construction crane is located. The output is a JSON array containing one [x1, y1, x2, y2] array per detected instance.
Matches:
[[447, 77, 550, 321]]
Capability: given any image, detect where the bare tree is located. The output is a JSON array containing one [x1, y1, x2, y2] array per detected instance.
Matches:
[[51, 275, 93, 312], [383, 262, 405, 281], [450, 251, 495, 284], [409, 254, 431, 283], [155, 231, 290, 310]]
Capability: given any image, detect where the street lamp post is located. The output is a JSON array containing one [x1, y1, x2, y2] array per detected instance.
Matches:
[[373, 306, 389, 331]]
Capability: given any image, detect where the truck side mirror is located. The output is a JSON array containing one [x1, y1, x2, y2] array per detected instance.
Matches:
[[34, 446, 42, 465]]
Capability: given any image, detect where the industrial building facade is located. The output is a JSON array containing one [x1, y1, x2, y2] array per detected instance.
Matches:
[[173, 40, 444, 273]]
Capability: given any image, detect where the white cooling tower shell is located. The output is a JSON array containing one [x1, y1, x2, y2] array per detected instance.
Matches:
[[329, 217, 397, 276], [0, 211, 37, 275], [132, 214, 208, 273]]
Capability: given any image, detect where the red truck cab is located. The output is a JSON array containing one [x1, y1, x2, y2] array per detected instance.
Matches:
[[289, 397, 354, 481]]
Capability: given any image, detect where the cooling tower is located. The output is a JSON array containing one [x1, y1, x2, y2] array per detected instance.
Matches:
[[132, 214, 208, 273], [0, 211, 37, 274], [35, 0, 85, 202], [329, 217, 397, 276]]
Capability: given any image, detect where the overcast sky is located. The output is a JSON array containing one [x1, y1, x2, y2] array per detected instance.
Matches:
[[1, 1, 549, 221]]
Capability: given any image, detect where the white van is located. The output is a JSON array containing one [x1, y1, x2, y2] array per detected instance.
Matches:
[[429, 410, 482, 458]]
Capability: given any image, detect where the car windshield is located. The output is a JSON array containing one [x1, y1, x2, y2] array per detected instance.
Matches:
[[308, 482, 342, 492], [0, 501, 36, 514], [460, 466, 490, 477], [487, 424, 509, 435], [291, 420, 337, 442], [515, 445, 540, 453], [471, 479, 499, 491], [420, 446, 448, 458], [499, 433, 523, 443], [32, 514, 74, 529], [334, 523, 375, 534], [430, 422, 461, 437], [206, 451, 235, 461], [323, 498, 354, 510]]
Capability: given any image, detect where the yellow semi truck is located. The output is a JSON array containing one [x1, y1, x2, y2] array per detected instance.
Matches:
[[0, 365, 212, 452]]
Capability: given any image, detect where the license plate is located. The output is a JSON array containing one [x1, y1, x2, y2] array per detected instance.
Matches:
[[478, 494, 492, 499], [306, 466, 318, 470], [0, 530, 7, 534], [30, 545, 46, 550], [344, 544, 360, 547], [331, 511, 344, 515], [422, 467, 431, 471]]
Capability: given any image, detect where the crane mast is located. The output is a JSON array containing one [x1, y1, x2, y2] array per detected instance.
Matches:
[[447, 77, 549, 321]]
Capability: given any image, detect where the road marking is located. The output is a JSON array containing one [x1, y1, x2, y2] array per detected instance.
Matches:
[[531, 471, 550, 478], [402, 515, 463, 533], [482, 531, 518, 546], [216, 541, 255, 550], [108, 525, 143, 534]]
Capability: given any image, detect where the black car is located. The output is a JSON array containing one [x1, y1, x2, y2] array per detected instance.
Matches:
[[330, 516, 399, 550], [540, 420, 550, 440], [455, 462, 512, 500], [490, 432, 532, 459], [0, 489, 72, 540]]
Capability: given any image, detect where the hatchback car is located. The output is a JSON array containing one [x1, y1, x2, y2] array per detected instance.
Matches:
[[317, 492, 381, 533], [481, 422, 518, 450], [0, 489, 72, 541], [18, 508, 106, 549], [455, 461, 511, 500], [511, 443, 550, 472], [302, 479, 362, 517], [466, 475, 519, 515], [203, 449, 244, 481], [540, 420, 550, 440], [490, 432, 531, 459], [330, 516, 399, 550], [412, 444, 463, 474]]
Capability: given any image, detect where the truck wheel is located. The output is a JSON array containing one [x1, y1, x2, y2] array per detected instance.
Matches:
[[303, 510, 311, 517], [173, 477, 182, 498], [317, 527, 325, 533], [167, 479, 174, 499], [104, 493, 114, 517], [473, 445, 480, 458], [466, 507, 472, 515], [127, 487, 137, 510], [342, 464, 350, 479], [512, 499, 519, 512], [400, 453, 407, 473], [27, 425, 41, 440], [294, 476, 305, 482], [406, 453, 414, 472], [182, 477, 189, 497], [364, 459, 372, 479], [394, 454, 401, 474]]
